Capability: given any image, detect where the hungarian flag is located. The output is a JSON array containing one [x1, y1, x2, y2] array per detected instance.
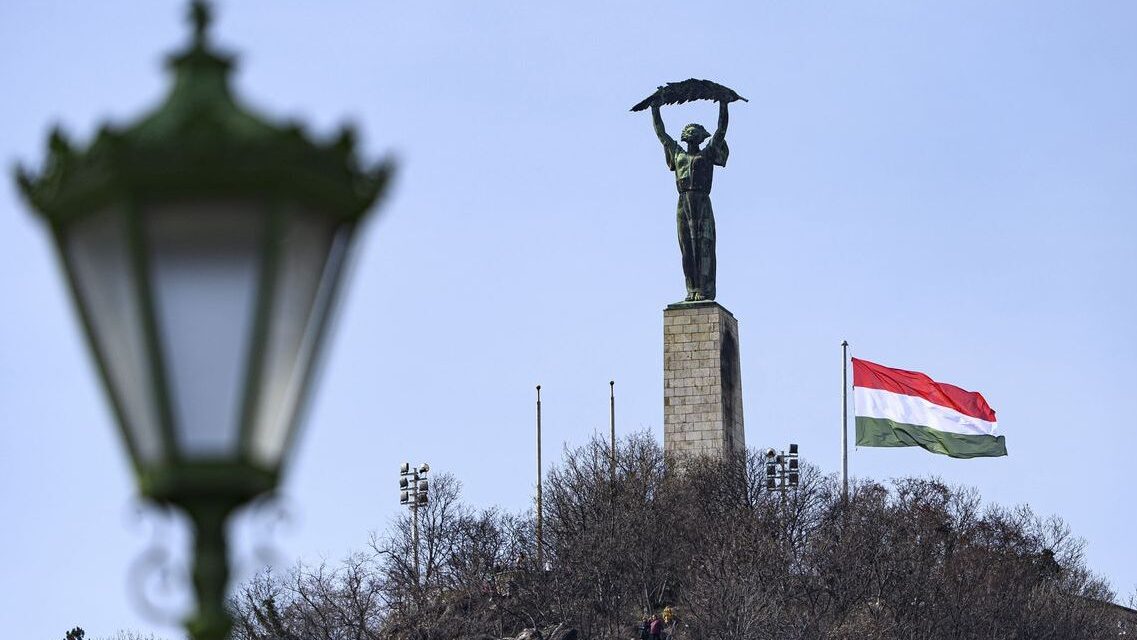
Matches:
[[853, 358, 1006, 458]]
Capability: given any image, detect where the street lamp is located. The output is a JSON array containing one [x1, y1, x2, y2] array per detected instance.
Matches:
[[14, 3, 392, 639]]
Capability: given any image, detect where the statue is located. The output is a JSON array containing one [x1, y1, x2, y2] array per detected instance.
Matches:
[[632, 79, 746, 302]]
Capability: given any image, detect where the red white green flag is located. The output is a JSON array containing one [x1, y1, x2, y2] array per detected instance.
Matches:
[[853, 358, 1006, 459]]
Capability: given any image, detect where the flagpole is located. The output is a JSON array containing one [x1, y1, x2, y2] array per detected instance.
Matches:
[[841, 340, 849, 502], [609, 380, 616, 486], [535, 384, 543, 569]]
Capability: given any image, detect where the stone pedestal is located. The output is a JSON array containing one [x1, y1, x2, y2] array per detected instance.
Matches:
[[663, 301, 745, 459]]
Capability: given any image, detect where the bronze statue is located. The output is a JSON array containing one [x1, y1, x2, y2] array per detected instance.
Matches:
[[632, 79, 746, 302]]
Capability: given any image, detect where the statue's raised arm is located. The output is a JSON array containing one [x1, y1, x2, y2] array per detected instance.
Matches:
[[714, 100, 729, 139], [651, 101, 674, 147]]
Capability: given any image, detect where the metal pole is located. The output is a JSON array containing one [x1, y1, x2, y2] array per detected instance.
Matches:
[[535, 385, 543, 569], [609, 380, 616, 484], [841, 340, 849, 502], [779, 452, 787, 507], [185, 499, 238, 640], [412, 469, 420, 584]]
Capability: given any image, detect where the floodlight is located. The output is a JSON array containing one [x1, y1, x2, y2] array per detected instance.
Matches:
[[766, 477, 776, 490], [765, 448, 776, 459], [418, 480, 428, 492], [788, 472, 799, 486], [400, 491, 409, 504], [789, 443, 799, 454], [766, 465, 776, 477], [420, 463, 430, 473], [400, 462, 410, 474], [789, 459, 799, 470]]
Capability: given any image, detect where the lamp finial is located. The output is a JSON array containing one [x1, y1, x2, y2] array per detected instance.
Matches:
[[189, 0, 212, 48]]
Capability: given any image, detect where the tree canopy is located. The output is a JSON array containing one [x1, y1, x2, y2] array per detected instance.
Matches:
[[231, 431, 1124, 640]]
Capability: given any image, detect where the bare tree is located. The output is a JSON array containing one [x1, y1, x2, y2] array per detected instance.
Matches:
[[230, 432, 1121, 640]]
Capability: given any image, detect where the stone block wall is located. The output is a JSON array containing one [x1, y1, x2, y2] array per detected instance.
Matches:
[[663, 301, 745, 459]]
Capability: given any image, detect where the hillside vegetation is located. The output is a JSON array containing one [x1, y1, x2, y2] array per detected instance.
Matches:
[[231, 432, 1121, 640]]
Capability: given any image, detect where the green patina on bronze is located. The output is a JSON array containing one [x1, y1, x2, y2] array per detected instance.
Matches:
[[633, 79, 745, 302]]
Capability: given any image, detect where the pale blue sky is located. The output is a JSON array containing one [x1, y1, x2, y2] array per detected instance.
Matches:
[[2, 1, 1135, 637]]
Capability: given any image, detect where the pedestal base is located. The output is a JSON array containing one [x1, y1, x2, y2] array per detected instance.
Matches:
[[663, 301, 745, 460]]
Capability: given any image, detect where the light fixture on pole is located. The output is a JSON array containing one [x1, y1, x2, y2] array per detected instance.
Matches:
[[399, 461, 430, 582], [15, 3, 393, 639], [764, 444, 801, 494]]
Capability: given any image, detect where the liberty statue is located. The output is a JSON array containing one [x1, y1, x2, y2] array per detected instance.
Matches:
[[633, 79, 746, 302]]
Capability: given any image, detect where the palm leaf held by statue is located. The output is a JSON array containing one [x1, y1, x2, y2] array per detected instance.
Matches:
[[630, 78, 747, 112]]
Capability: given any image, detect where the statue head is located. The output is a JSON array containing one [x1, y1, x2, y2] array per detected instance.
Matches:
[[680, 123, 710, 144]]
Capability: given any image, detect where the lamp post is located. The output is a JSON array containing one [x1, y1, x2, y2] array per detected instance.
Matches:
[[15, 3, 392, 639], [399, 462, 430, 583]]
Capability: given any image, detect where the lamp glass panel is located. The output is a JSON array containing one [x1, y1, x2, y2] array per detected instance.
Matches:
[[146, 202, 265, 458], [249, 209, 349, 468], [65, 208, 164, 464]]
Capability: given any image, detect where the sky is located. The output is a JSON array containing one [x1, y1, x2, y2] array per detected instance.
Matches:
[[2, 1, 1135, 637]]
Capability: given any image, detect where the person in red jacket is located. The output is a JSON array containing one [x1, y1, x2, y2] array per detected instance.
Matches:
[[648, 614, 662, 640]]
